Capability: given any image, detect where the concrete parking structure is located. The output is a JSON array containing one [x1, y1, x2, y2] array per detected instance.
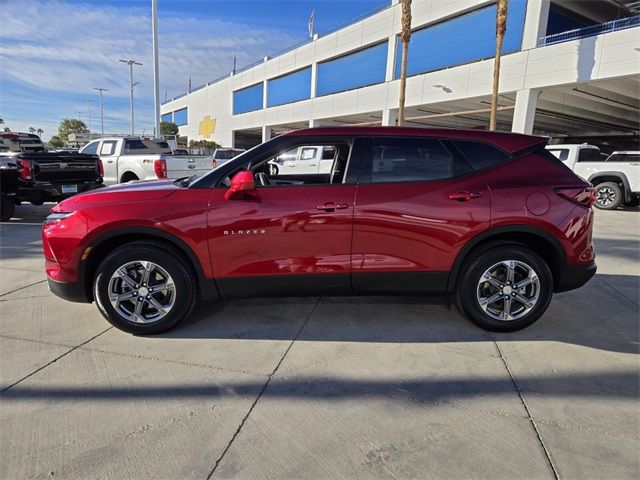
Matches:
[[0, 204, 638, 479]]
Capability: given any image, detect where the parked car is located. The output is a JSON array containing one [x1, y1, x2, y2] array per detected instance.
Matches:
[[0, 132, 103, 220], [212, 148, 245, 166], [43, 127, 596, 334], [79, 137, 214, 185], [267, 145, 335, 176], [546, 144, 640, 209]]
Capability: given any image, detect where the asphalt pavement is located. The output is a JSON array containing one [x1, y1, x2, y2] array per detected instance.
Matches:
[[0, 203, 638, 479]]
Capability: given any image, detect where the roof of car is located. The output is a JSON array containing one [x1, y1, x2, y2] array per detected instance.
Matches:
[[284, 126, 548, 154]]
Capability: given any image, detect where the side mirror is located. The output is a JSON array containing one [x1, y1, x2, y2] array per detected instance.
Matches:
[[224, 170, 256, 200]]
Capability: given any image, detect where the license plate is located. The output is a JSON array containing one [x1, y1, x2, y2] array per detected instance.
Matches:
[[61, 184, 78, 194]]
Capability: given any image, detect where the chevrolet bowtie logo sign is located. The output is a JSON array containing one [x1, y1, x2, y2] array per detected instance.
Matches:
[[198, 115, 216, 139]]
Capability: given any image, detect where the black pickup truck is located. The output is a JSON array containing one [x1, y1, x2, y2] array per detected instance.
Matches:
[[0, 132, 103, 221]]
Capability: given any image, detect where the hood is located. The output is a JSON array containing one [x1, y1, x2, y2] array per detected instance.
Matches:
[[55, 179, 179, 211]]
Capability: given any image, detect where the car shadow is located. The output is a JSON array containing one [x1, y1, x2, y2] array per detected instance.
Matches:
[[151, 273, 639, 355]]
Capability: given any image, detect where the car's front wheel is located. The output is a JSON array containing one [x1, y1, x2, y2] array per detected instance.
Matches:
[[456, 245, 553, 332], [93, 242, 196, 334]]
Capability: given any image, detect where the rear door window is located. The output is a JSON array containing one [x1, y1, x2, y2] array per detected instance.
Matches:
[[100, 141, 117, 156], [547, 148, 569, 161], [367, 137, 468, 183], [452, 141, 510, 171]]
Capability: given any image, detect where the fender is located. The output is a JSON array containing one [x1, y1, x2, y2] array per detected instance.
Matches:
[[83, 226, 220, 302], [445, 224, 567, 294], [588, 171, 632, 203]]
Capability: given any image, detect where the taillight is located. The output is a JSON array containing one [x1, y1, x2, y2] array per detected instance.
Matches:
[[98, 159, 104, 177], [555, 186, 596, 208], [154, 159, 167, 179], [17, 159, 32, 180], [212, 159, 217, 169]]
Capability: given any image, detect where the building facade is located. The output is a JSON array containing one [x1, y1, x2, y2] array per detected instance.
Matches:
[[161, 0, 640, 151]]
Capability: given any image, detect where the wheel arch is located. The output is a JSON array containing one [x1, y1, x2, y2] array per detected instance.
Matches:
[[588, 172, 631, 203], [446, 225, 567, 294], [82, 226, 219, 302]]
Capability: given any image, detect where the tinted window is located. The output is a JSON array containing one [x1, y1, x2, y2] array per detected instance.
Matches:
[[577, 148, 600, 162], [453, 141, 510, 170], [608, 153, 639, 162], [82, 141, 99, 155], [371, 138, 460, 183], [124, 139, 172, 154], [547, 148, 569, 161], [300, 147, 317, 160]]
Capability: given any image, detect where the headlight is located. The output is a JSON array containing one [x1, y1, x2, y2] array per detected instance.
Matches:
[[44, 212, 75, 224]]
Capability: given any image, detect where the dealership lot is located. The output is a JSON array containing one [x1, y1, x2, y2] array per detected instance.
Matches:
[[0, 204, 638, 479]]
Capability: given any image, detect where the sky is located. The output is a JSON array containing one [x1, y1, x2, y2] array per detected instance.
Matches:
[[0, 0, 386, 140]]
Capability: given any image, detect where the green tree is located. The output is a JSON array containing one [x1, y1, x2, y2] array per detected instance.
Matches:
[[188, 139, 221, 150], [29, 127, 36, 134], [48, 135, 64, 148], [160, 121, 179, 137], [37, 128, 44, 137], [58, 118, 89, 141]]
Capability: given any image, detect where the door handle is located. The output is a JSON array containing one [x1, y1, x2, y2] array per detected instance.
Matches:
[[448, 191, 481, 202], [107, 160, 114, 164], [316, 202, 349, 212]]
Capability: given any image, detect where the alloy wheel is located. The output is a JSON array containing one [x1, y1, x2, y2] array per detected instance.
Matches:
[[108, 260, 176, 324], [476, 260, 540, 321], [596, 187, 616, 207]]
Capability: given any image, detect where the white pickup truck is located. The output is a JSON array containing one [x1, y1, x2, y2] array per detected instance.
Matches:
[[546, 144, 640, 210], [267, 145, 336, 176], [80, 137, 214, 185]]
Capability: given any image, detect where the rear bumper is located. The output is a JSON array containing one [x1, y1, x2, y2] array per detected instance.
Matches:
[[555, 261, 597, 293], [47, 277, 91, 303], [18, 182, 103, 203]]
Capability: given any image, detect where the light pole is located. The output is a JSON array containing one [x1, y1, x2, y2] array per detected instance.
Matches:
[[93, 87, 109, 136], [85, 99, 93, 134], [151, 0, 161, 138], [119, 59, 142, 135]]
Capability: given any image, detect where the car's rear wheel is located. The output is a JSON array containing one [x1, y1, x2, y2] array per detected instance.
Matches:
[[594, 182, 622, 210], [93, 242, 196, 334], [456, 245, 553, 332]]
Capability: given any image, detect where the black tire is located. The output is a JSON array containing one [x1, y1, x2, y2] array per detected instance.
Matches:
[[594, 182, 623, 210], [93, 241, 197, 334], [1, 195, 15, 222], [455, 244, 553, 332]]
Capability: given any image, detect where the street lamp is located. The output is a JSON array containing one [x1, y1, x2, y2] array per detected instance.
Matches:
[[151, 0, 161, 139], [93, 88, 109, 136], [119, 59, 143, 135]]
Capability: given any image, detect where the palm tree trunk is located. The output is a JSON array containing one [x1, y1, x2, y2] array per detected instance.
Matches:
[[490, 0, 508, 131], [398, 0, 412, 126]]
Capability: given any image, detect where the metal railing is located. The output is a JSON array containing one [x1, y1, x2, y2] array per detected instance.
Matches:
[[163, 0, 392, 104], [538, 15, 640, 47]]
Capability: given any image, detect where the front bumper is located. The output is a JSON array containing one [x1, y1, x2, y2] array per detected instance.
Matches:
[[47, 277, 91, 303], [555, 261, 597, 293]]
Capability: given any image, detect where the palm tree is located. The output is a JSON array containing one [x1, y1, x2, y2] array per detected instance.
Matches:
[[0, 117, 4, 126], [398, 0, 412, 126], [29, 127, 36, 134], [37, 128, 44, 137], [490, 0, 508, 131]]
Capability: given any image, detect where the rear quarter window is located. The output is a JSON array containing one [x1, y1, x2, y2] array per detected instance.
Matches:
[[452, 141, 510, 171]]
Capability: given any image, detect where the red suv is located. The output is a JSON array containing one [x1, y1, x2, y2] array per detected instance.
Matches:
[[42, 127, 596, 334]]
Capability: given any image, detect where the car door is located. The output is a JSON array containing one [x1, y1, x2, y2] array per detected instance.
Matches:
[[207, 136, 359, 297], [97, 140, 119, 185], [351, 136, 491, 295]]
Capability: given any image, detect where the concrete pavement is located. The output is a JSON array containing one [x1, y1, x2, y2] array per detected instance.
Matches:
[[0, 204, 638, 479]]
